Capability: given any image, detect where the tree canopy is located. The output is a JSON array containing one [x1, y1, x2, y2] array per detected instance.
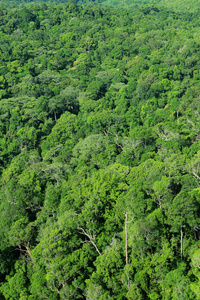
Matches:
[[1, 0, 200, 299]]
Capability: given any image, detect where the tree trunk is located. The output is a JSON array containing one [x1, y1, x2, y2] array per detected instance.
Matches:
[[181, 225, 183, 260], [125, 212, 128, 265]]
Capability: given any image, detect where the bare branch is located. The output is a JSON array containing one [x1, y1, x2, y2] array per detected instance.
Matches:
[[192, 171, 200, 180], [77, 226, 101, 256]]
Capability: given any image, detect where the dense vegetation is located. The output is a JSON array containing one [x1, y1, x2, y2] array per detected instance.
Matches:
[[1, 0, 200, 299]]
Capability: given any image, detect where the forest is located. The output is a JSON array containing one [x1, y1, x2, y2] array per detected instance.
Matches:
[[0, 0, 200, 299]]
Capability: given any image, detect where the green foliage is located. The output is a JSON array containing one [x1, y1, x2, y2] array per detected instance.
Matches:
[[0, 0, 200, 299]]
